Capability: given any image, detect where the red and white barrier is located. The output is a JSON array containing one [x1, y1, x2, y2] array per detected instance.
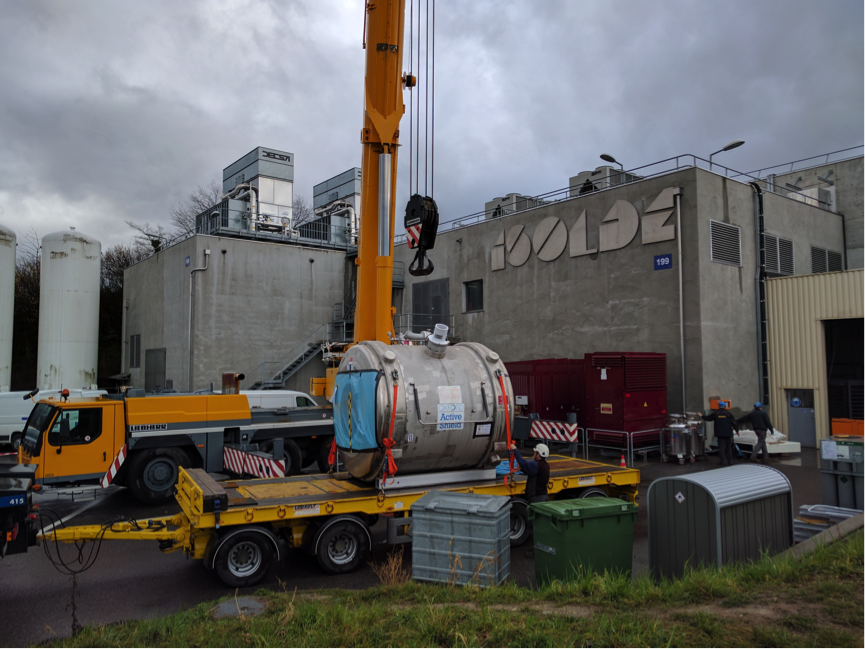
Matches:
[[530, 420, 579, 443], [101, 444, 128, 488], [223, 447, 285, 479]]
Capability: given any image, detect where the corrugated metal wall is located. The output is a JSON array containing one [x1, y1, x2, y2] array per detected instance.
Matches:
[[766, 269, 864, 444]]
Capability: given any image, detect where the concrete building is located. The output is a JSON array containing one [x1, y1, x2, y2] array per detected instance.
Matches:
[[122, 148, 862, 447], [123, 235, 347, 393], [393, 154, 862, 446], [758, 153, 863, 269]]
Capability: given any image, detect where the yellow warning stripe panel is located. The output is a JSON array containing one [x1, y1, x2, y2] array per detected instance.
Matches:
[[124, 394, 251, 426]]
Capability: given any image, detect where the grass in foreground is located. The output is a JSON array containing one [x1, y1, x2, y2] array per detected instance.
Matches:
[[49, 531, 863, 648]]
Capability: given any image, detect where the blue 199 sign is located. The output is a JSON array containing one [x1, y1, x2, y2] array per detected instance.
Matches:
[[654, 254, 673, 270]]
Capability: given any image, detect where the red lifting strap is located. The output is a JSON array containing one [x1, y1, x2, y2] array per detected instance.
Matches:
[[327, 438, 337, 469], [381, 383, 400, 485], [496, 371, 518, 485]]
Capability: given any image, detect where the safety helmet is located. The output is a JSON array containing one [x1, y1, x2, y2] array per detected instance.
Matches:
[[754, 402, 762, 408], [534, 443, 550, 458], [718, 401, 728, 409]]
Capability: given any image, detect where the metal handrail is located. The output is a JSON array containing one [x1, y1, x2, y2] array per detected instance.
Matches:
[[741, 145, 863, 178], [393, 147, 859, 246], [392, 313, 457, 337], [584, 427, 663, 467], [243, 323, 329, 388]]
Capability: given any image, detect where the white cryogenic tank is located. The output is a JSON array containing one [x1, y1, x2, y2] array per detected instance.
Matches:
[[333, 327, 514, 482], [0, 224, 15, 392], [37, 230, 101, 390]]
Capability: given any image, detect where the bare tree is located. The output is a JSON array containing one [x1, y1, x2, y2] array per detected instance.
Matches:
[[169, 179, 222, 238], [99, 243, 147, 379], [293, 194, 315, 227], [124, 221, 173, 254], [11, 229, 41, 389]]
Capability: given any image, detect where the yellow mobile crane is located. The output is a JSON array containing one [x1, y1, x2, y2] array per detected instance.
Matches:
[[35, 1, 640, 588]]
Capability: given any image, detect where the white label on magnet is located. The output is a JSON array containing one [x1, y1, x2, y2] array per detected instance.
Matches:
[[294, 504, 320, 516], [438, 386, 463, 404], [577, 476, 595, 486]]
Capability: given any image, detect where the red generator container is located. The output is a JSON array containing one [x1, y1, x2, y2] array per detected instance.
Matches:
[[584, 352, 667, 449], [505, 358, 585, 424]]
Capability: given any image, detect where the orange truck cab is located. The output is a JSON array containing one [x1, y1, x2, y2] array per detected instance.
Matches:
[[18, 391, 334, 504]]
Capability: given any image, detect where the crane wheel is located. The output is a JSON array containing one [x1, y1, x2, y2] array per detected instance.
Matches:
[[261, 439, 302, 476], [127, 448, 188, 505]]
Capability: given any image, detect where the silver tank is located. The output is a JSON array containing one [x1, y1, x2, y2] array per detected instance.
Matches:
[[685, 412, 706, 456], [665, 423, 690, 457], [337, 339, 513, 481]]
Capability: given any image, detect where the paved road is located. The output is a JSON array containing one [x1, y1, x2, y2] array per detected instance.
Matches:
[[0, 449, 823, 646]]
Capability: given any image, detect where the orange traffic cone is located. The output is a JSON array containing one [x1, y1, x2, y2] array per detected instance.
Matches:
[[620, 454, 626, 468]]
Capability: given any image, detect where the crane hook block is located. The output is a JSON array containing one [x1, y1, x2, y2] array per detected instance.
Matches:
[[405, 194, 439, 277]]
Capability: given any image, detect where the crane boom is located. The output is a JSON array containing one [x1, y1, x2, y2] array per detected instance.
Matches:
[[355, 0, 407, 344]]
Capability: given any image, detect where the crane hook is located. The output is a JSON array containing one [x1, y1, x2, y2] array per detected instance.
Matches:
[[405, 194, 439, 277]]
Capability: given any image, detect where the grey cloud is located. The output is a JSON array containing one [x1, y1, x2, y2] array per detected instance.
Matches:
[[0, 0, 861, 247]]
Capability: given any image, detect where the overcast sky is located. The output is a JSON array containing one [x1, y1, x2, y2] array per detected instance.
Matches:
[[1, 0, 862, 251]]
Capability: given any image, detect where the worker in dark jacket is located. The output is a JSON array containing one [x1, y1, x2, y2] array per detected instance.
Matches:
[[509, 442, 550, 503], [699, 402, 739, 466], [737, 402, 773, 463]]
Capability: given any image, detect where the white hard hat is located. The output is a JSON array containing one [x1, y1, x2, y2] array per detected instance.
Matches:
[[534, 443, 549, 458]]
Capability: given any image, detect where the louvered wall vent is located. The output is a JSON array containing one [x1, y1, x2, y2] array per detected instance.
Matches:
[[710, 220, 742, 267], [764, 233, 794, 276], [811, 246, 844, 274]]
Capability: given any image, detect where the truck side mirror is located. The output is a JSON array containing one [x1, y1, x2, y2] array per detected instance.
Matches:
[[56, 419, 70, 454]]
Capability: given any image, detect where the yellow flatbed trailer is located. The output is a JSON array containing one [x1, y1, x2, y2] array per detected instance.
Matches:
[[42, 455, 639, 587]]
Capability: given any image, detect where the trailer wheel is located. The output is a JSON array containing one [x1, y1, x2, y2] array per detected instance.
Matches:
[[127, 448, 188, 505], [316, 519, 369, 574], [577, 487, 609, 498], [316, 437, 335, 473], [10, 433, 22, 451], [214, 531, 273, 588], [509, 499, 530, 546]]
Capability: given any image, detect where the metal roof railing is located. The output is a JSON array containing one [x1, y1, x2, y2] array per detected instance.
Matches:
[[393, 146, 862, 246]]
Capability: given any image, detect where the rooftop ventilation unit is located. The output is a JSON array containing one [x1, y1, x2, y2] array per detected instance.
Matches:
[[568, 165, 641, 197]]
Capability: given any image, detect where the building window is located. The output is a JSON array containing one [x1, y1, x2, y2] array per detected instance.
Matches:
[[464, 280, 484, 312], [811, 246, 843, 274], [130, 335, 141, 369], [763, 234, 794, 276]]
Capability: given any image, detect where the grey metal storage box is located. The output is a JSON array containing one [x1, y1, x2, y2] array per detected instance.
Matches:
[[648, 465, 793, 580], [411, 491, 511, 586], [820, 437, 863, 510]]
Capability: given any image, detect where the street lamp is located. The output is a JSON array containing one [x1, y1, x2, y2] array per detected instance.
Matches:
[[600, 153, 624, 170], [709, 140, 745, 171]]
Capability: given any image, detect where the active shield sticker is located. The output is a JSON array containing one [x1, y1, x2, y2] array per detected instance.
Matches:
[[437, 403, 464, 430]]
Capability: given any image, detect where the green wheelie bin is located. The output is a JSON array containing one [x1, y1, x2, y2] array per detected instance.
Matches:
[[528, 497, 638, 584]]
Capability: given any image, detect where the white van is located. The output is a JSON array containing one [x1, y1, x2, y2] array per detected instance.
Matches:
[[0, 389, 107, 450], [243, 390, 318, 409]]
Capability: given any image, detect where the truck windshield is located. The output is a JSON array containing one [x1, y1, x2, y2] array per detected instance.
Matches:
[[22, 403, 57, 456]]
